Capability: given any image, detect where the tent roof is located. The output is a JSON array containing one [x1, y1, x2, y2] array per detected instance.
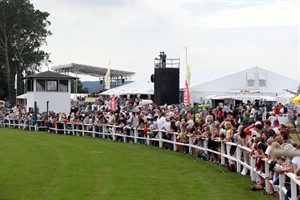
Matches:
[[100, 79, 154, 96], [51, 63, 135, 79], [187, 68, 245, 89], [101, 67, 250, 96], [100, 66, 297, 97]]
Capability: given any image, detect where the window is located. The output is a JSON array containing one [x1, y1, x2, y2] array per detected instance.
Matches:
[[246, 73, 255, 87], [247, 80, 255, 87], [258, 73, 267, 87], [58, 80, 68, 92], [36, 79, 46, 91], [27, 80, 33, 91], [47, 80, 57, 91], [259, 79, 266, 87]]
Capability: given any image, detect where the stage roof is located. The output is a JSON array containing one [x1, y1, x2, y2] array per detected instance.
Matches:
[[51, 63, 135, 79]]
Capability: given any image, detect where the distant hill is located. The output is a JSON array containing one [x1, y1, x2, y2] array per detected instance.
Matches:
[[82, 81, 134, 93], [82, 81, 102, 93]]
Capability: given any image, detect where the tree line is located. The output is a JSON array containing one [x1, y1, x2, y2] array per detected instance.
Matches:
[[0, 0, 88, 104], [0, 0, 51, 103]]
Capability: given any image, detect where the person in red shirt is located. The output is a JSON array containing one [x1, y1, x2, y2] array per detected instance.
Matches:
[[217, 107, 223, 123], [294, 107, 298, 121], [274, 104, 281, 116]]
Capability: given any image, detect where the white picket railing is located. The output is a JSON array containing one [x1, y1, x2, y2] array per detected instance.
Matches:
[[0, 118, 299, 200]]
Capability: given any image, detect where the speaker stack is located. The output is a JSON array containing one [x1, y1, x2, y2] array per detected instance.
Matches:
[[151, 52, 180, 106]]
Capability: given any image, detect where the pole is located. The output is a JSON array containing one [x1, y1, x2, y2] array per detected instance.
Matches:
[[46, 101, 49, 117], [185, 47, 188, 65], [34, 101, 37, 125]]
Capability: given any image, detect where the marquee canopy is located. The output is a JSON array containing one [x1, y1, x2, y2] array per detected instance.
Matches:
[[100, 78, 154, 96], [51, 63, 135, 79]]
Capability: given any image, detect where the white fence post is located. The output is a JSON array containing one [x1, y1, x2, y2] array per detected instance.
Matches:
[[188, 136, 192, 154], [279, 173, 285, 200], [134, 128, 137, 144], [55, 123, 58, 134], [290, 173, 298, 200], [146, 133, 150, 146], [159, 131, 162, 148], [204, 139, 208, 154], [250, 157, 256, 182], [221, 142, 225, 165], [92, 126, 95, 138], [112, 126, 116, 141], [173, 133, 177, 152], [236, 146, 241, 173]]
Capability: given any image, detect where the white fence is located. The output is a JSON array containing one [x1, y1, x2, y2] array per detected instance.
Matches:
[[1, 118, 299, 200]]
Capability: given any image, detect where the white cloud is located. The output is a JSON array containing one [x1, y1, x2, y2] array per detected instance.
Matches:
[[193, 1, 298, 29], [31, 0, 299, 82]]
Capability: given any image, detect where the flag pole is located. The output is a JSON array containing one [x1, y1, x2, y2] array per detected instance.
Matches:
[[185, 47, 188, 65]]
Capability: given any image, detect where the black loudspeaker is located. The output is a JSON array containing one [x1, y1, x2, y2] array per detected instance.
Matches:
[[154, 68, 179, 105], [150, 74, 154, 82]]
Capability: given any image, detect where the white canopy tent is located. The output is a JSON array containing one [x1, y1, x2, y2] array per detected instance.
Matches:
[[100, 66, 298, 104], [100, 79, 154, 96]]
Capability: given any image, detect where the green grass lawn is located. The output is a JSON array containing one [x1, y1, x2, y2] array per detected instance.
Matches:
[[0, 128, 273, 200]]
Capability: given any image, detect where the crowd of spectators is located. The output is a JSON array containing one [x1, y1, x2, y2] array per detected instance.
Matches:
[[0, 97, 299, 199]]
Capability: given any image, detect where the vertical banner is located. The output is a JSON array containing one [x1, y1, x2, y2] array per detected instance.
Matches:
[[104, 61, 111, 90], [184, 80, 190, 106], [185, 47, 191, 100], [110, 94, 117, 111], [186, 63, 191, 88], [186, 63, 191, 99]]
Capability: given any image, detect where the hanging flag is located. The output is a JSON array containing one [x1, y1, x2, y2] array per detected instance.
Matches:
[[186, 63, 191, 87], [14, 73, 17, 90], [184, 80, 190, 106], [104, 61, 111, 90], [110, 94, 117, 111], [186, 63, 191, 97]]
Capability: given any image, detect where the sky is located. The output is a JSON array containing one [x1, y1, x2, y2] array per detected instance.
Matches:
[[31, 0, 300, 82]]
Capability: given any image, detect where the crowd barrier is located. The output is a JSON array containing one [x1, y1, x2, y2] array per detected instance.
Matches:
[[1, 117, 299, 200]]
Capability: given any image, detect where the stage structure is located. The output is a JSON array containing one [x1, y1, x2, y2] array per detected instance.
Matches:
[[151, 52, 180, 105], [51, 63, 135, 92]]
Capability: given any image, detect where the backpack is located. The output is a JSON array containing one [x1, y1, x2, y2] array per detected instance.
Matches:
[[201, 152, 210, 161]]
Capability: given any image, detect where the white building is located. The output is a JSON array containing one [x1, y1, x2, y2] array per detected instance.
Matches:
[[23, 71, 77, 114], [101, 66, 298, 106]]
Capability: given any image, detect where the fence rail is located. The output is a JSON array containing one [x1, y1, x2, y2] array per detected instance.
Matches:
[[1, 118, 299, 200]]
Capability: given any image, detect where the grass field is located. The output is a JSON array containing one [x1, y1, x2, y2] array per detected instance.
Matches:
[[0, 128, 273, 200]]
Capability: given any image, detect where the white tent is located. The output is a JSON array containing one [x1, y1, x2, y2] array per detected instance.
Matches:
[[100, 66, 298, 104], [100, 79, 154, 96]]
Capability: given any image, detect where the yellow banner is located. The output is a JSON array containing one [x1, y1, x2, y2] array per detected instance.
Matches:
[[85, 98, 98, 103], [104, 61, 111, 90]]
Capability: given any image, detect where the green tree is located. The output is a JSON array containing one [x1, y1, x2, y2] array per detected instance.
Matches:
[[0, 0, 51, 104], [71, 79, 89, 94]]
